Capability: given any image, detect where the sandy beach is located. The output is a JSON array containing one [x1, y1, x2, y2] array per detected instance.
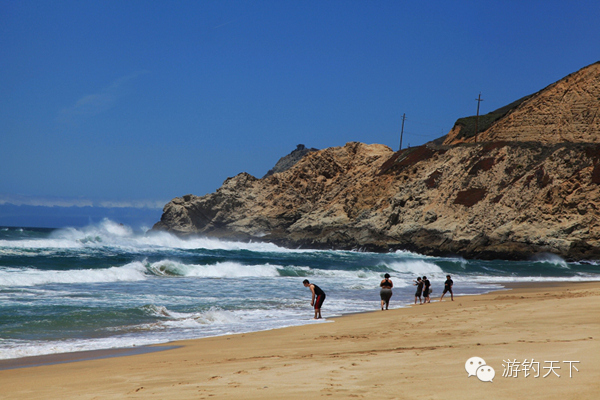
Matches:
[[1, 281, 598, 400]]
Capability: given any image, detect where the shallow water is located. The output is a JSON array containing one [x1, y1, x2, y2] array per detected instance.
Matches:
[[1, 220, 598, 360]]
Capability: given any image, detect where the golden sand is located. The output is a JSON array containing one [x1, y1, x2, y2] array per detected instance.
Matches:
[[1, 281, 599, 399]]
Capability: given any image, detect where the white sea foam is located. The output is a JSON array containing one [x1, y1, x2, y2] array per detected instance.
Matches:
[[0, 257, 445, 288], [146, 260, 283, 278], [393, 249, 430, 258], [0, 305, 320, 360], [0, 262, 148, 287], [531, 253, 569, 269], [0, 219, 300, 255], [462, 273, 600, 283], [0, 238, 85, 250], [386, 260, 445, 276], [0, 337, 166, 361], [142, 230, 292, 252]]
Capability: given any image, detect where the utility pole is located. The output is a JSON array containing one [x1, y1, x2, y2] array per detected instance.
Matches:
[[475, 93, 483, 143], [399, 113, 406, 151]]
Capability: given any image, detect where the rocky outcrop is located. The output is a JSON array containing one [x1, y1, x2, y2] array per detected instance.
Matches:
[[153, 63, 600, 261], [263, 144, 319, 178], [153, 140, 600, 260]]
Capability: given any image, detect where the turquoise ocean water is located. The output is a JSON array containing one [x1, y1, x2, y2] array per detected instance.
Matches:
[[1, 219, 598, 360]]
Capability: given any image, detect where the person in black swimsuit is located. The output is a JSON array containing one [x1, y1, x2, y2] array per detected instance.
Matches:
[[414, 277, 423, 304], [303, 279, 326, 319], [379, 273, 393, 310], [422, 276, 431, 303], [440, 275, 454, 301]]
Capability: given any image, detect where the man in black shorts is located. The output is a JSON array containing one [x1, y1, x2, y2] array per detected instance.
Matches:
[[440, 274, 454, 301], [422, 276, 431, 304], [303, 279, 326, 319]]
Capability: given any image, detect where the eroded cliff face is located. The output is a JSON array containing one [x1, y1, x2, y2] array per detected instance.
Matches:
[[444, 62, 600, 145], [153, 141, 600, 260]]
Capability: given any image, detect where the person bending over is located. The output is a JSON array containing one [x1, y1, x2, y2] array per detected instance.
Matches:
[[303, 279, 326, 319]]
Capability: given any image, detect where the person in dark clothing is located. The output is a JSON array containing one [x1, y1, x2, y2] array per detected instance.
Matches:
[[379, 273, 393, 310], [303, 279, 326, 319], [414, 277, 424, 304], [422, 276, 431, 303], [440, 275, 454, 301]]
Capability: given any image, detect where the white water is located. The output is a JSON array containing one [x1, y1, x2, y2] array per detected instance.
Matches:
[[1, 220, 599, 361]]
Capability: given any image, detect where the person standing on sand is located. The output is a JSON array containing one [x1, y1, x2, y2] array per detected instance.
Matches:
[[303, 279, 326, 319], [414, 277, 424, 304], [422, 276, 431, 303], [379, 273, 393, 310], [440, 275, 454, 301]]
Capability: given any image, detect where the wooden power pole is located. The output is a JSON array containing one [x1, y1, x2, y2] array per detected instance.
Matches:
[[475, 93, 483, 143], [399, 113, 406, 151]]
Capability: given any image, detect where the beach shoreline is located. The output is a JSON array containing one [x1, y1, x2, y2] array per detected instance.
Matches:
[[1, 280, 599, 399], [0, 279, 508, 368], [0, 345, 180, 371], [0, 278, 514, 368]]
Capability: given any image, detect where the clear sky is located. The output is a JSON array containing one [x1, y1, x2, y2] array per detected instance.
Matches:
[[1, 0, 599, 216]]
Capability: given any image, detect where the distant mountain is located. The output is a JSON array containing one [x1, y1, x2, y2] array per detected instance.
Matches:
[[153, 63, 600, 261]]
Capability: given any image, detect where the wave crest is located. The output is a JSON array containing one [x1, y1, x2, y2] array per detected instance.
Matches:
[[0, 262, 148, 287], [145, 260, 282, 278], [531, 253, 569, 269], [386, 260, 444, 276]]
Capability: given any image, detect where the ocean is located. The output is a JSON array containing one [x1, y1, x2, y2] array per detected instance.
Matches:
[[1, 219, 598, 361]]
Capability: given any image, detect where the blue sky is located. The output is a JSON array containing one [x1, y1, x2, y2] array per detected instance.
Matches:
[[1, 0, 599, 221]]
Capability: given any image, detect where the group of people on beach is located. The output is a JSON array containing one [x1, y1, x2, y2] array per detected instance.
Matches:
[[381, 274, 454, 308], [303, 274, 454, 319]]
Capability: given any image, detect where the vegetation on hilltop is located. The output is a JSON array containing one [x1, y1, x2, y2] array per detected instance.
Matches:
[[451, 93, 535, 141]]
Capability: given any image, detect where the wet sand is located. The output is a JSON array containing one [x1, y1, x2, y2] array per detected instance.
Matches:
[[0, 346, 179, 371], [1, 281, 598, 399]]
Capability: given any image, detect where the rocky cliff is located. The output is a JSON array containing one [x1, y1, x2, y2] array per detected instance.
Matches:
[[153, 63, 600, 261]]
